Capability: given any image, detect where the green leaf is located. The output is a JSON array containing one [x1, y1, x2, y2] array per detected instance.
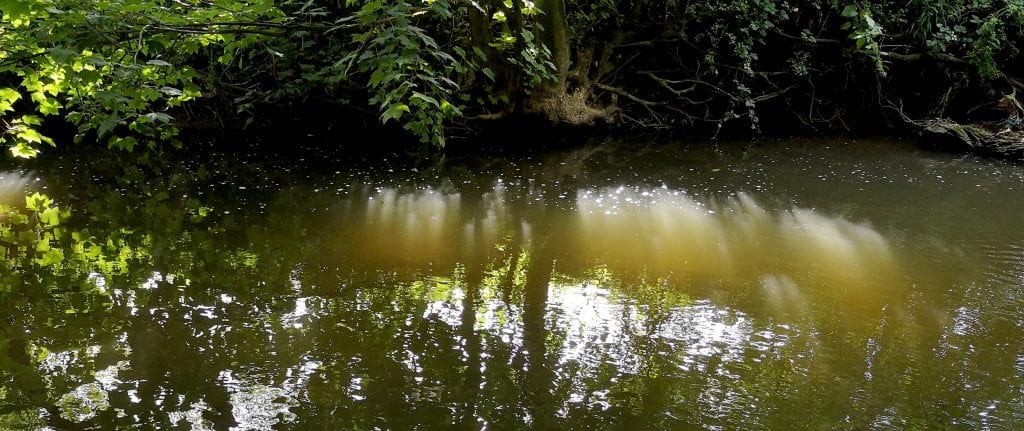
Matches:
[[473, 47, 488, 61], [109, 136, 138, 151], [482, 68, 496, 82], [0, 88, 21, 112], [25, 193, 51, 211], [440, 100, 461, 116], [37, 248, 64, 266], [97, 119, 118, 138], [10, 142, 39, 158], [380, 103, 410, 124], [411, 92, 439, 108], [16, 127, 45, 144], [841, 5, 858, 18], [159, 87, 183, 97], [39, 207, 61, 227], [0, 0, 33, 21], [144, 112, 174, 123]]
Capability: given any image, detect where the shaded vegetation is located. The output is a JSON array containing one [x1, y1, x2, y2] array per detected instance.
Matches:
[[0, 0, 1022, 156]]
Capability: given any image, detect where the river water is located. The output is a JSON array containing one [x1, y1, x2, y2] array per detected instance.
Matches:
[[2, 137, 1024, 429]]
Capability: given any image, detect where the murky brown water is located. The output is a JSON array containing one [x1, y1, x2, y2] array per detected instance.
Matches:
[[2, 137, 1024, 429]]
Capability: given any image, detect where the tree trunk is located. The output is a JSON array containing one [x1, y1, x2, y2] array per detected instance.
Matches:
[[536, 0, 571, 90], [468, 2, 492, 51]]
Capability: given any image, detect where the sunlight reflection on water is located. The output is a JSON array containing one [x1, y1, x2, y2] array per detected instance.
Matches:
[[349, 184, 904, 313], [0, 170, 31, 205], [7, 139, 1024, 429]]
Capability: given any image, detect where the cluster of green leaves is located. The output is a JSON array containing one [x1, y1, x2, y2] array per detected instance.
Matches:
[[855, 0, 1024, 80], [2, 0, 1022, 153], [687, 0, 1023, 80], [690, 0, 796, 128], [695, 0, 793, 72], [349, 0, 465, 147], [0, 192, 150, 290], [0, 0, 237, 157], [0, 0, 564, 154], [0, 159, 295, 303], [565, 0, 1023, 129], [839, 4, 886, 74], [567, 0, 625, 35], [461, 0, 556, 111], [199, 0, 478, 147], [968, 2, 1024, 79]]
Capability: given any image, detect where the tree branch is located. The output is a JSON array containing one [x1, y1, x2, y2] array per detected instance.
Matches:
[[772, 30, 841, 45], [150, 26, 286, 37], [879, 51, 969, 65], [753, 85, 798, 102], [612, 38, 684, 49], [595, 83, 664, 107]]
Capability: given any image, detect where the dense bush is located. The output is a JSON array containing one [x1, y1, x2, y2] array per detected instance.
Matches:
[[1, 0, 1022, 156]]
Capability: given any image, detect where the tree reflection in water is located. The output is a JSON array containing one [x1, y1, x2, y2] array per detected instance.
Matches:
[[4, 141, 1024, 429]]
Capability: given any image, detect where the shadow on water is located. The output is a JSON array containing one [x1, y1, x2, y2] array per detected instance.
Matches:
[[2, 136, 1024, 429]]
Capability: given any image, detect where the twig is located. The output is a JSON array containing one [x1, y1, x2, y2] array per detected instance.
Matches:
[[594, 83, 663, 107], [752, 85, 797, 102], [641, 71, 696, 97]]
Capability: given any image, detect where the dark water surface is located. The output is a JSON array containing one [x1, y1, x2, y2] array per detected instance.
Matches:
[[2, 137, 1024, 429]]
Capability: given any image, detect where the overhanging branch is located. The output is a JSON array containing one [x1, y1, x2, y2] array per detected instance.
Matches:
[[595, 83, 663, 107]]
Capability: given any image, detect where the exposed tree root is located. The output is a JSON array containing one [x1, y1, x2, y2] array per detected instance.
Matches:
[[915, 118, 1024, 159], [531, 88, 616, 126]]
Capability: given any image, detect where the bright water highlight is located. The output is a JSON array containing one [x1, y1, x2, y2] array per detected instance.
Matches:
[[2, 137, 1024, 429]]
